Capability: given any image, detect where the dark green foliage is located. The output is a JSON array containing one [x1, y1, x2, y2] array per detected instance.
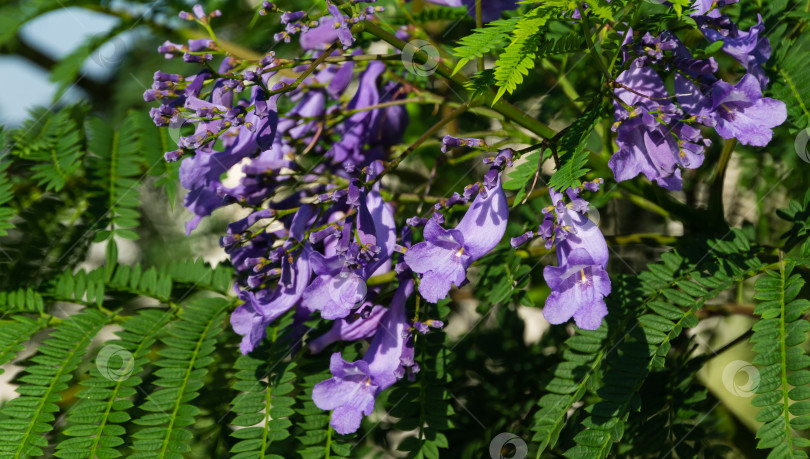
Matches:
[[294, 359, 353, 459], [0, 310, 110, 458], [55, 309, 173, 459], [0, 131, 15, 238], [493, 26, 584, 101], [770, 32, 810, 130], [547, 103, 600, 192], [0, 317, 49, 375], [9, 104, 86, 192], [389, 331, 453, 459], [750, 247, 810, 458], [409, 6, 469, 24], [130, 297, 230, 458], [529, 230, 772, 457], [503, 149, 543, 208], [86, 112, 146, 241], [228, 316, 296, 459], [452, 18, 520, 72]]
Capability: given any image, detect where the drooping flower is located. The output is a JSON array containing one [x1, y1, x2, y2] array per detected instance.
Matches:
[[609, 65, 707, 191], [701, 14, 771, 89], [404, 172, 508, 303], [541, 186, 610, 330], [307, 304, 388, 354], [441, 135, 486, 153], [675, 73, 787, 146], [301, 163, 396, 319], [231, 248, 312, 354], [312, 279, 415, 434]]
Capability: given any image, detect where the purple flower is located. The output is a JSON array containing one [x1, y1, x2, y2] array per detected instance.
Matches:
[[609, 65, 706, 191], [676, 73, 787, 146], [308, 305, 388, 354], [690, 0, 738, 18], [312, 280, 415, 435], [413, 319, 444, 334], [299, 17, 340, 50], [302, 165, 396, 319], [422, 0, 518, 22], [327, 62, 406, 165], [699, 14, 771, 89], [404, 173, 508, 303], [231, 249, 312, 354], [510, 230, 534, 248], [327, 4, 355, 48], [542, 188, 610, 330], [441, 135, 485, 153]]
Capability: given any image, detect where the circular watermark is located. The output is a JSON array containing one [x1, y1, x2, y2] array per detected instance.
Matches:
[[721, 360, 760, 398], [96, 344, 135, 382], [168, 114, 195, 147], [794, 126, 810, 163], [586, 206, 601, 227], [489, 432, 528, 459], [401, 40, 440, 77], [91, 34, 129, 69], [327, 271, 368, 308]]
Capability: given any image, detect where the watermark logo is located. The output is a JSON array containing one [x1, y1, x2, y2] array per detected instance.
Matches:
[[489, 432, 528, 459], [401, 40, 440, 77], [795, 126, 810, 163], [586, 206, 601, 227], [96, 344, 135, 382], [721, 360, 760, 398], [91, 34, 129, 69], [168, 114, 195, 146]]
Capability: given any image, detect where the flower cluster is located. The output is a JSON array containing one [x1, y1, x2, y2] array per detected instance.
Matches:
[[146, 4, 510, 435], [147, 0, 789, 438], [608, 0, 786, 191], [511, 180, 610, 329]]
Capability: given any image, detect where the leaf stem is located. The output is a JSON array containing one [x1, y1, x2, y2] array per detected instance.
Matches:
[[579, 12, 611, 83]]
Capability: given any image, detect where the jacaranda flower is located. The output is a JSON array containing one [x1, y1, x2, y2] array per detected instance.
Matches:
[[675, 73, 786, 147], [404, 173, 508, 303], [541, 186, 610, 330], [312, 279, 415, 434]]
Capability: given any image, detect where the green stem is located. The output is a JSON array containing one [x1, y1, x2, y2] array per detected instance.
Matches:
[[541, 58, 582, 108], [579, 12, 611, 82], [360, 21, 558, 140], [708, 138, 736, 230], [777, 253, 794, 455]]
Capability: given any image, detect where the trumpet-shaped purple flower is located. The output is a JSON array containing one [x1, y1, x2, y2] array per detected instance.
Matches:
[[327, 4, 355, 48], [302, 164, 396, 319], [231, 249, 312, 354], [675, 73, 786, 146], [312, 279, 415, 434], [404, 173, 508, 303], [698, 13, 770, 88], [609, 65, 707, 191], [541, 186, 610, 330], [307, 305, 388, 354]]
